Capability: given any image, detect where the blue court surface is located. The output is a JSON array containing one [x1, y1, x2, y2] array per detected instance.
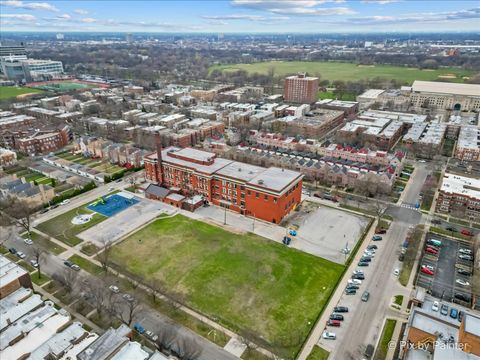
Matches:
[[87, 193, 139, 217]]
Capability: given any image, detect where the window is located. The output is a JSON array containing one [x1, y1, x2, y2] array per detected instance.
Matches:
[[247, 190, 251, 195], [264, 195, 268, 201], [256, 192, 259, 199]]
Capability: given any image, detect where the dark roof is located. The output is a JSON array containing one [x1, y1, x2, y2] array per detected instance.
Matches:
[[145, 184, 170, 198]]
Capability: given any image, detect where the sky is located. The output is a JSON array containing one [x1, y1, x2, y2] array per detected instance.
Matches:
[[1, 0, 479, 33]]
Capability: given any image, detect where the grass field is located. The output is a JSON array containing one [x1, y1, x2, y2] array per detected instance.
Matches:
[[0, 86, 44, 99], [22, 231, 66, 255], [30, 81, 97, 91], [209, 61, 474, 84], [36, 206, 107, 246], [110, 215, 344, 357], [307, 346, 330, 360]]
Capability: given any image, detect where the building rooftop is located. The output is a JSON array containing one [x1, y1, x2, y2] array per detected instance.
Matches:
[[110, 341, 149, 360], [159, 147, 232, 175], [77, 325, 131, 360], [440, 173, 480, 200], [357, 89, 385, 99], [457, 126, 480, 150], [216, 161, 265, 182], [412, 81, 480, 97], [464, 313, 480, 337], [0, 254, 29, 290], [247, 167, 303, 193]]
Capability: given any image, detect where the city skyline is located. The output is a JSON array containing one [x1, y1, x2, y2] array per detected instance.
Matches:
[[0, 0, 479, 33]]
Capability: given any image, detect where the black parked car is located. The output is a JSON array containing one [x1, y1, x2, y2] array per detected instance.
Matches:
[[367, 245, 378, 250], [346, 285, 359, 290], [282, 236, 291, 245], [358, 262, 369, 267], [360, 257, 372, 262], [334, 306, 349, 313], [8, 247, 17, 254], [446, 226, 458, 232], [330, 313, 344, 321], [455, 293, 471, 302], [345, 288, 357, 295], [352, 273, 365, 280], [457, 269, 472, 276], [431, 219, 442, 225]]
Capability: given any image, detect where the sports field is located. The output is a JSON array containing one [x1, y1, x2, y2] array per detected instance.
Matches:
[[30, 81, 96, 91], [209, 61, 474, 84], [0, 86, 44, 99], [110, 214, 344, 356]]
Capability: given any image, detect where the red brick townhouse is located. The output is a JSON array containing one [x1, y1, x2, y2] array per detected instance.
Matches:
[[144, 146, 303, 224]]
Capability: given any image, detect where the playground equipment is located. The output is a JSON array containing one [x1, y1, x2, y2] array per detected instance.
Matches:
[[71, 214, 93, 225], [91, 196, 107, 207]]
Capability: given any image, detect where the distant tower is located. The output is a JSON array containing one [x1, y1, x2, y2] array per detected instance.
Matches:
[[56, 33, 64, 40], [126, 33, 133, 43], [217, 33, 224, 41]]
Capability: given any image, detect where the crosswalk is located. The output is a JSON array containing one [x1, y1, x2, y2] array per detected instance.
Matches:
[[400, 203, 419, 210]]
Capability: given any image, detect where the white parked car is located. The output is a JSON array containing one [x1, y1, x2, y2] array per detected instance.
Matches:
[[431, 301, 439, 312], [30, 259, 38, 268], [393, 268, 400, 276], [60, 199, 70, 205], [24, 238, 33, 245], [109, 285, 120, 293], [145, 330, 158, 342], [16, 251, 26, 259], [353, 270, 364, 276], [456, 279, 470, 287], [459, 248, 472, 255], [348, 279, 362, 285], [322, 331, 336, 340]]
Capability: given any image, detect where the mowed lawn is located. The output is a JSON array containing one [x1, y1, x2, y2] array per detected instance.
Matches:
[[209, 61, 474, 84], [110, 215, 344, 354], [0, 86, 44, 99], [36, 206, 107, 246]]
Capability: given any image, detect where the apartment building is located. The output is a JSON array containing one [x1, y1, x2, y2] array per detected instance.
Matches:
[[16, 125, 70, 155], [455, 125, 480, 162], [315, 99, 359, 119], [284, 73, 319, 104], [436, 173, 480, 221], [144, 146, 303, 224]]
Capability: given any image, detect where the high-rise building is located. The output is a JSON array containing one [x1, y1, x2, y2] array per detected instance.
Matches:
[[126, 33, 133, 43], [283, 72, 319, 104]]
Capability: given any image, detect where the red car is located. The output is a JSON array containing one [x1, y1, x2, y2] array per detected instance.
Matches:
[[421, 266, 434, 275], [425, 247, 438, 255], [327, 320, 341, 327], [375, 228, 387, 234], [461, 229, 473, 237]]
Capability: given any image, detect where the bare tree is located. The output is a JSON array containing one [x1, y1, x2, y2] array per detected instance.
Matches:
[[177, 336, 203, 360], [32, 247, 45, 279], [52, 267, 78, 293], [156, 324, 178, 351], [87, 280, 110, 319], [120, 295, 141, 326], [149, 278, 165, 303], [0, 197, 37, 237], [97, 238, 112, 273]]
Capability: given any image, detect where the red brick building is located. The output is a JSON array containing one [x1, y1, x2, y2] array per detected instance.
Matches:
[[144, 146, 303, 224], [284, 73, 319, 104], [16, 125, 70, 155]]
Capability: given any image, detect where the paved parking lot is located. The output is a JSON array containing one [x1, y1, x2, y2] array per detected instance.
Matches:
[[416, 233, 473, 306], [290, 203, 369, 264], [196, 202, 369, 264]]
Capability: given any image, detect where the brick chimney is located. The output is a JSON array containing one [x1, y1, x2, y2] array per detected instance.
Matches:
[[155, 132, 163, 184]]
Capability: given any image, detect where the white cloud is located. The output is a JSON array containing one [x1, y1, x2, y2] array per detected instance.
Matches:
[[202, 14, 289, 22], [81, 17, 97, 23], [57, 13, 71, 20], [231, 0, 354, 16], [74, 9, 88, 15], [361, 0, 400, 4], [0, 13, 36, 21], [0, 0, 58, 12]]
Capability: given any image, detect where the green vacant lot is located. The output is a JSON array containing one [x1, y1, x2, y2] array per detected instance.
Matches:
[[36, 205, 106, 246], [0, 86, 44, 99], [209, 61, 473, 84], [111, 215, 344, 357]]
